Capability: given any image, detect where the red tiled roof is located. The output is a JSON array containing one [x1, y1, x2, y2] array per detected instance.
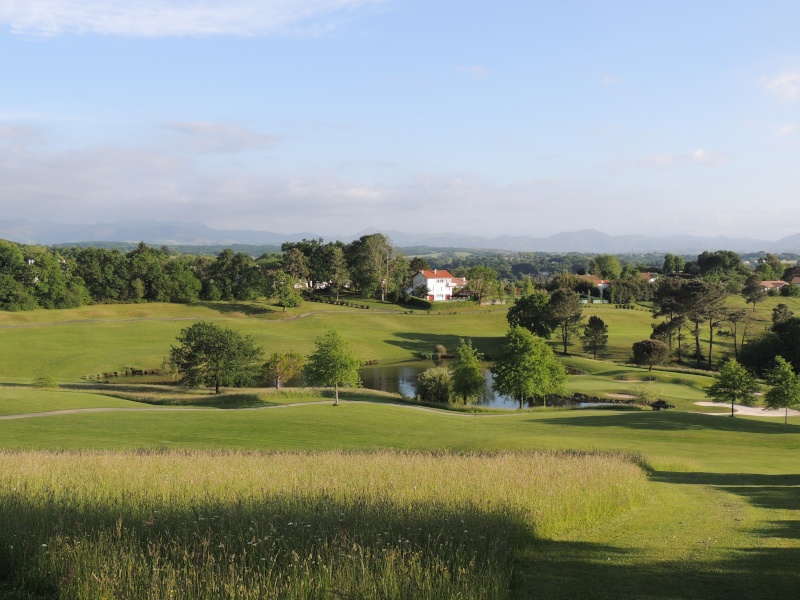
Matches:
[[419, 270, 455, 280], [761, 280, 787, 289], [578, 274, 609, 285]]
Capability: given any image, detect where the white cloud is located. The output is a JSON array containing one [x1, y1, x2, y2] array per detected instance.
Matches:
[[599, 75, 620, 86], [759, 71, 800, 103], [165, 121, 283, 153], [0, 0, 386, 37], [776, 123, 797, 137]]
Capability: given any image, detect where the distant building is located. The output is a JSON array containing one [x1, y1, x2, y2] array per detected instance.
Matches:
[[760, 280, 788, 292], [408, 269, 465, 302], [577, 274, 610, 293]]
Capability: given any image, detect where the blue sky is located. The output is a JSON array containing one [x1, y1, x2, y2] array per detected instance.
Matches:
[[1, 1, 799, 239]]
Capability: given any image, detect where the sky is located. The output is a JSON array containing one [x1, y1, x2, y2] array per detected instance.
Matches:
[[1, 0, 799, 240]]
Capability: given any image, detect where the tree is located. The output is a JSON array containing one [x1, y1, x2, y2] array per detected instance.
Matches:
[[506, 291, 553, 338], [772, 303, 794, 325], [546, 289, 583, 355], [582, 315, 609, 359], [282, 248, 310, 284], [591, 254, 621, 280], [755, 254, 784, 281], [346, 234, 395, 300], [263, 350, 305, 389], [742, 274, 765, 311], [491, 327, 567, 408], [662, 253, 685, 274], [169, 321, 263, 394], [520, 276, 537, 298], [304, 329, 362, 405], [651, 277, 685, 359], [631, 339, 670, 371], [465, 266, 498, 304], [267, 271, 303, 311], [328, 245, 350, 301], [764, 356, 800, 424], [726, 308, 751, 360], [678, 280, 726, 367], [416, 367, 453, 403], [706, 359, 758, 417], [408, 256, 430, 273], [450, 339, 485, 404]]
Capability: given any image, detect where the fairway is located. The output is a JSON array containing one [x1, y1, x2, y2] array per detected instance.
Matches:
[[1, 301, 799, 598]]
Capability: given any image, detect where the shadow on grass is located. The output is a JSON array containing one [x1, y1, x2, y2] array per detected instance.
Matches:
[[533, 411, 800, 434], [518, 536, 800, 599], [188, 301, 276, 316], [652, 471, 800, 512], [386, 332, 502, 357]]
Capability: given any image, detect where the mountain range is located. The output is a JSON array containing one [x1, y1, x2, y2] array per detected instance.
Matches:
[[1, 219, 799, 254]]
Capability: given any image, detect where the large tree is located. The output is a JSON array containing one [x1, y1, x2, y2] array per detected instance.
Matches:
[[706, 359, 758, 417], [465, 266, 498, 304], [491, 327, 567, 409], [506, 291, 553, 338], [328, 245, 350, 301], [582, 315, 609, 359], [346, 234, 404, 301], [169, 321, 263, 394], [741, 274, 765, 311], [662, 253, 685, 274], [764, 356, 800, 424], [268, 271, 303, 311], [631, 339, 670, 371], [546, 289, 583, 355], [591, 254, 622, 280], [678, 280, 726, 367], [651, 277, 686, 360], [450, 339, 485, 404], [304, 329, 362, 405]]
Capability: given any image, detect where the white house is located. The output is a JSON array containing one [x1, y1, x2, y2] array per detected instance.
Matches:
[[408, 269, 464, 301]]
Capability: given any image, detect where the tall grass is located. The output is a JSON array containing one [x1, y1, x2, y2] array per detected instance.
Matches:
[[0, 450, 649, 599]]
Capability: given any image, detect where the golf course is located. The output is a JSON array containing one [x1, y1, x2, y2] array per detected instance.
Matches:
[[0, 298, 798, 598]]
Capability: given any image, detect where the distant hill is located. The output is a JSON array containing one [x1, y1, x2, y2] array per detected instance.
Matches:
[[1, 219, 799, 254]]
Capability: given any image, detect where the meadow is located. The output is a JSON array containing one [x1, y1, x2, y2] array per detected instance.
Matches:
[[0, 298, 798, 598]]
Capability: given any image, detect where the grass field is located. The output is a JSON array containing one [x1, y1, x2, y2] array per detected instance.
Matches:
[[0, 299, 799, 598], [0, 450, 648, 599]]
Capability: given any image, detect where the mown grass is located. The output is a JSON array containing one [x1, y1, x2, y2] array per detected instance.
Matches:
[[2, 296, 797, 388], [0, 450, 648, 599], [0, 387, 148, 417]]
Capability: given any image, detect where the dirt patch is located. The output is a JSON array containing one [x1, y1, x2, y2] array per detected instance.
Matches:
[[605, 393, 637, 400]]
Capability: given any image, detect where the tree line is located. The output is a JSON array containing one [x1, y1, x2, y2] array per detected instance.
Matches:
[[0, 234, 422, 311]]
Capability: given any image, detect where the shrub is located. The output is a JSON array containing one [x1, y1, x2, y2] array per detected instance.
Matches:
[[31, 375, 59, 389], [416, 367, 453, 403], [406, 296, 434, 309]]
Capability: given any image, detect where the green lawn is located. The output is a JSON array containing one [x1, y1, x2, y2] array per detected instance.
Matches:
[[1, 300, 799, 597]]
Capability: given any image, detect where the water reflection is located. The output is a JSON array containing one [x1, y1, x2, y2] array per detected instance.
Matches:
[[359, 361, 603, 410]]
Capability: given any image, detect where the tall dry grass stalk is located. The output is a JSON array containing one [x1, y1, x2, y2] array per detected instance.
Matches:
[[0, 450, 649, 599]]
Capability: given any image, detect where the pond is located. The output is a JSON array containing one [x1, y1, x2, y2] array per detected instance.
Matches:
[[359, 361, 607, 410]]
